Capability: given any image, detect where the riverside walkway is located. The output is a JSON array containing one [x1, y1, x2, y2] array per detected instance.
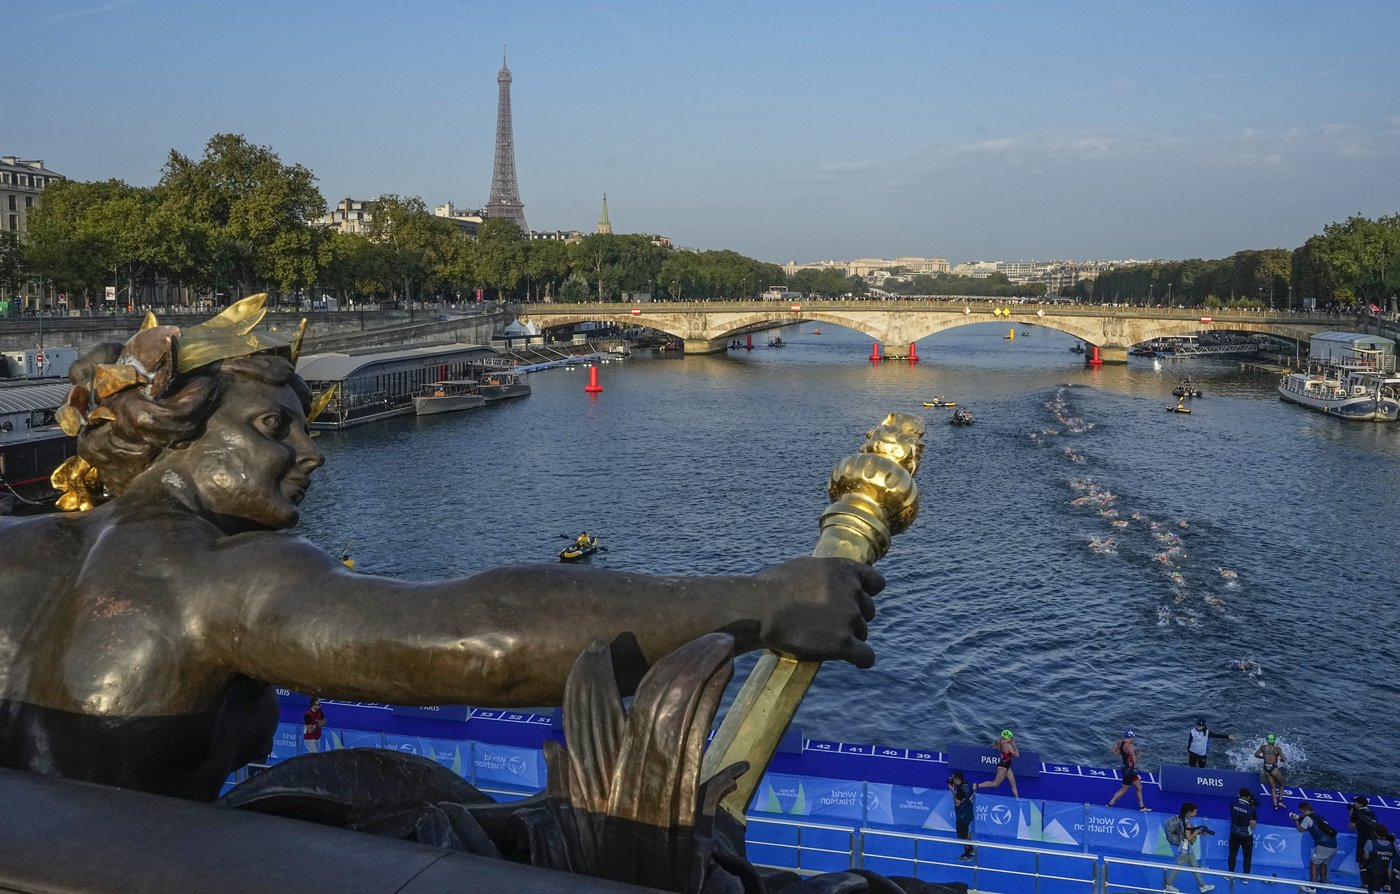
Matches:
[[518, 300, 1338, 362]]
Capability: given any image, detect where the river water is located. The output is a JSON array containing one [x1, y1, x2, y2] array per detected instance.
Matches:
[[297, 323, 1400, 794]]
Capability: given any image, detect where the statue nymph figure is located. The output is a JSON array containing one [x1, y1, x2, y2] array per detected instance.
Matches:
[[0, 297, 881, 801]]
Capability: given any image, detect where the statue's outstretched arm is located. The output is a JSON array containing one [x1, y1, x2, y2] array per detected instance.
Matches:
[[215, 536, 880, 708]]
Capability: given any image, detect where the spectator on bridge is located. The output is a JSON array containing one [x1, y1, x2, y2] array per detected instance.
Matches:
[[1186, 718, 1235, 768]]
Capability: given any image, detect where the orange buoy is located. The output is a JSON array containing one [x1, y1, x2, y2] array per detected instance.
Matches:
[[584, 364, 603, 393]]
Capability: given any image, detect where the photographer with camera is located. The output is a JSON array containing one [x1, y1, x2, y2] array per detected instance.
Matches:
[[948, 770, 976, 862], [1353, 796, 1380, 873], [1164, 802, 1216, 893], [1290, 801, 1338, 893]]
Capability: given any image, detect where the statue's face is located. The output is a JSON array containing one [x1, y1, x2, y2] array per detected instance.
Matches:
[[162, 375, 323, 530]]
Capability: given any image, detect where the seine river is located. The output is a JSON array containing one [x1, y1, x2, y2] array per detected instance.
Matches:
[[298, 323, 1400, 795]]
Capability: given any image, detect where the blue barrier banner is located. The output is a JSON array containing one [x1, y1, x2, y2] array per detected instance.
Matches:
[[754, 773, 866, 822], [473, 742, 545, 790], [864, 782, 895, 826], [269, 722, 302, 762], [1249, 824, 1306, 870], [976, 794, 1043, 844], [391, 704, 473, 723], [1041, 800, 1083, 847], [945, 743, 1041, 778], [1159, 763, 1258, 798], [883, 786, 953, 831], [381, 734, 470, 775], [322, 728, 381, 751], [1079, 804, 1156, 856]]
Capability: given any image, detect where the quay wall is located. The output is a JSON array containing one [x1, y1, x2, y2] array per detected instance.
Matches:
[[0, 308, 509, 359]]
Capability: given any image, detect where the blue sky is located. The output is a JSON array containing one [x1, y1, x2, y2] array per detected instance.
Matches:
[[12, 0, 1400, 265]]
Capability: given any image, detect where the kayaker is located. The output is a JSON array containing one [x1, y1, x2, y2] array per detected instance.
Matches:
[[575, 531, 592, 549]]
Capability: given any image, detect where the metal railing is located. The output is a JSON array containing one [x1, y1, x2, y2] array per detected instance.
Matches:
[[1101, 855, 1365, 893], [860, 829, 1099, 894], [746, 815, 858, 876]]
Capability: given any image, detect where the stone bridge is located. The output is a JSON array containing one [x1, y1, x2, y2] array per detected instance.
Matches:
[[518, 300, 1334, 362]]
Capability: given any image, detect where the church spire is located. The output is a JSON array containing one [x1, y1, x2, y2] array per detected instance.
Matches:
[[596, 192, 612, 235]]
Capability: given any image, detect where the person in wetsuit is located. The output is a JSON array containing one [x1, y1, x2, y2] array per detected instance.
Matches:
[[1107, 729, 1149, 811], [0, 308, 883, 802], [1254, 734, 1286, 809], [974, 729, 1020, 798]]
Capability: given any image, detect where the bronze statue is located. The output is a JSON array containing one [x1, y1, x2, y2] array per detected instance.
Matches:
[[0, 297, 882, 802]]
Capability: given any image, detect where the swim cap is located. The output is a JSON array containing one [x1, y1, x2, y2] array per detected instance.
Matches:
[[1124, 729, 1136, 738], [1266, 734, 1276, 743], [1196, 719, 1206, 727], [1001, 729, 1013, 739]]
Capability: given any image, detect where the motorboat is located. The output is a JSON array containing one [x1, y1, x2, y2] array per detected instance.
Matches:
[[1070, 343, 1086, 355], [950, 408, 974, 426], [1277, 364, 1400, 421], [559, 535, 600, 563], [768, 337, 786, 348], [478, 370, 532, 401], [811, 329, 822, 336], [412, 380, 485, 416], [1171, 379, 1203, 398]]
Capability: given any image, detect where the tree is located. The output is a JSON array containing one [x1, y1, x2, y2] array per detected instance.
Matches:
[[23, 178, 158, 308], [475, 218, 528, 300], [0, 232, 23, 303], [363, 194, 462, 303], [525, 239, 571, 300], [158, 133, 326, 301]]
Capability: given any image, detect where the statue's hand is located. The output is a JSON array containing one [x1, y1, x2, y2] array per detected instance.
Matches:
[[757, 557, 883, 667]]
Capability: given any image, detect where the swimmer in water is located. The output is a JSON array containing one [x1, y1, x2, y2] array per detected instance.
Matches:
[[1218, 567, 1238, 580]]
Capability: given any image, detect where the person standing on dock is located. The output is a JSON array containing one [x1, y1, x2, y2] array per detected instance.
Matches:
[[1228, 788, 1258, 878], [974, 729, 1020, 798], [302, 698, 326, 753], [1290, 801, 1338, 892], [1107, 729, 1150, 811], [948, 770, 976, 862], [1186, 718, 1235, 768]]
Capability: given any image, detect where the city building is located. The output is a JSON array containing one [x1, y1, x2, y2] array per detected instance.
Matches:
[[781, 256, 950, 279], [595, 193, 612, 235], [320, 198, 373, 235], [434, 202, 484, 238], [0, 156, 60, 239]]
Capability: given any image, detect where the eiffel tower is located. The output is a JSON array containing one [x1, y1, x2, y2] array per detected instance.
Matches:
[[484, 47, 527, 233]]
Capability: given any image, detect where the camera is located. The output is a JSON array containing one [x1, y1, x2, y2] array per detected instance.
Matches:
[[1289, 812, 1301, 821], [1187, 825, 1215, 836]]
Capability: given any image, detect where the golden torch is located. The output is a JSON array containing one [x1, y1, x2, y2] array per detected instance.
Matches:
[[701, 412, 925, 822]]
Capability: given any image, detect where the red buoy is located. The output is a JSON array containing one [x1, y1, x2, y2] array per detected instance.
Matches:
[[870, 342, 882, 362], [584, 364, 603, 393], [746, 333, 754, 351], [1089, 345, 1103, 367], [907, 342, 919, 362]]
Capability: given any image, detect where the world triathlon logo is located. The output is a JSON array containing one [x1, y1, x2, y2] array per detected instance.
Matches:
[[989, 804, 1014, 826], [507, 756, 530, 777], [1259, 833, 1287, 854], [1116, 817, 1141, 839], [864, 791, 881, 811]]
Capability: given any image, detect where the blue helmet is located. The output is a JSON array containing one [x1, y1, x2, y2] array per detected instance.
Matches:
[[1123, 729, 1136, 739]]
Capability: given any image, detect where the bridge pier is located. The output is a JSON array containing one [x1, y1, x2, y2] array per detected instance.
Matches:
[[682, 337, 727, 355], [1093, 345, 1129, 364]]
